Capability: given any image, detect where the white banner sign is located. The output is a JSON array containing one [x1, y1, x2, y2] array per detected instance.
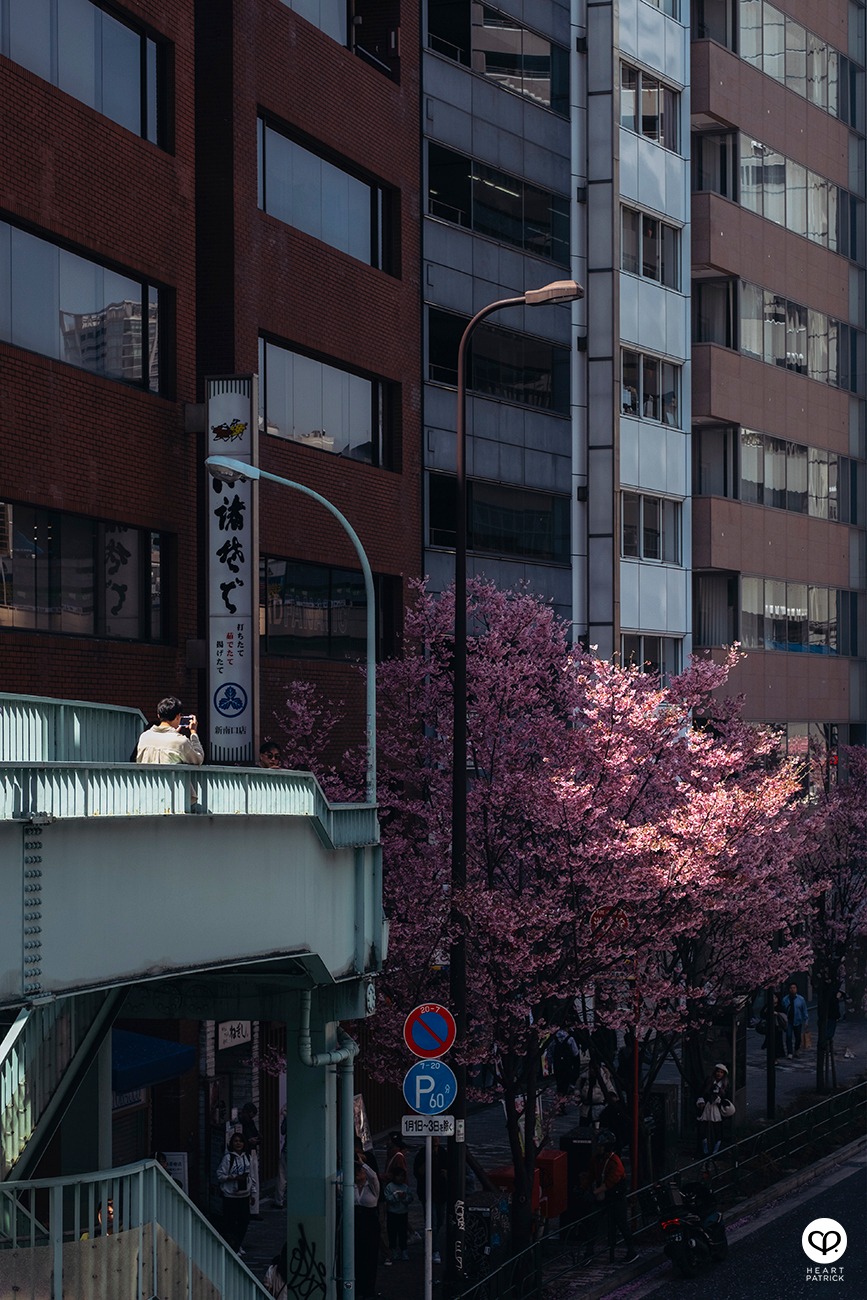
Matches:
[[217, 1020, 252, 1051], [207, 377, 258, 764]]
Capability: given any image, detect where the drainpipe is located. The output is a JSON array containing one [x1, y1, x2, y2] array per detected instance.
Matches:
[[299, 989, 360, 1296]]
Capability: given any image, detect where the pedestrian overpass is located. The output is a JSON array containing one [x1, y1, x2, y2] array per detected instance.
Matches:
[[0, 693, 384, 1297]]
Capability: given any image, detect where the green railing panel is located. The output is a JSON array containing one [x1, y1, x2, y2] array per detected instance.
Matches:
[[0, 694, 147, 765], [0, 763, 379, 846], [0, 1161, 270, 1297]]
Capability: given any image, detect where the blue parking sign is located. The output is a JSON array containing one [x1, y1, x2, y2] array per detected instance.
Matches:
[[402, 1060, 458, 1116]]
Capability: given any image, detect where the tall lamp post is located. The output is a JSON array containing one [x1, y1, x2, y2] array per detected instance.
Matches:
[[205, 455, 377, 804], [446, 279, 583, 1292]]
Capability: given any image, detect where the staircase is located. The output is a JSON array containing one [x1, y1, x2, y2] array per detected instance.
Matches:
[[0, 989, 125, 1182], [0, 1160, 270, 1297]]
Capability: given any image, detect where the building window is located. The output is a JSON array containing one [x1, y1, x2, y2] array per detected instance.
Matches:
[[621, 634, 681, 683], [621, 349, 681, 426], [643, 0, 679, 15], [621, 207, 680, 289], [737, 428, 865, 521], [733, 0, 864, 126], [427, 3, 569, 116], [0, 501, 165, 640], [693, 572, 738, 646], [428, 308, 570, 415], [0, 0, 166, 144], [261, 557, 363, 660], [429, 474, 570, 565], [259, 337, 394, 465], [693, 425, 737, 497], [693, 277, 866, 394], [279, 1, 399, 77], [428, 143, 569, 266], [258, 119, 392, 270], [740, 575, 861, 655], [622, 493, 681, 563], [0, 219, 164, 392], [620, 63, 680, 152], [734, 134, 864, 260], [692, 131, 736, 199]]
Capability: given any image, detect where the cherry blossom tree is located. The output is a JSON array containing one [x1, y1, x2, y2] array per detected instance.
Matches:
[[365, 580, 810, 1250]]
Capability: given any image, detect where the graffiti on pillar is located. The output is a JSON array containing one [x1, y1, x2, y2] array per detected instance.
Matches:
[[286, 1223, 327, 1298]]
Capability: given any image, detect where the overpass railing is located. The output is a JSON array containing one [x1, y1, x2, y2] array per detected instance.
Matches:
[[0, 763, 378, 847]]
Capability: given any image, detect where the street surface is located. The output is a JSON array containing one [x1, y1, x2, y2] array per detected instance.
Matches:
[[609, 1152, 865, 1300]]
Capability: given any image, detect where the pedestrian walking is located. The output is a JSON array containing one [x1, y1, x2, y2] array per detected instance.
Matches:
[[696, 1063, 735, 1156], [587, 1130, 637, 1264], [383, 1164, 413, 1263], [239, 1102, 261, 1217], [353, 1158, 381, 1300], [216, 1132, 251, 1254], [782, 982, 809, 1058]]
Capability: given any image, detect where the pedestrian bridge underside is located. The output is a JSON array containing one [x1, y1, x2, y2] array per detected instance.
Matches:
[[0, 762, 381, 1008]]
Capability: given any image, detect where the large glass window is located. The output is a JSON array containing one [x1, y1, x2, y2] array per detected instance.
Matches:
[[621, 349, 681, 426], [0, 501, 165, 640], [259, 120, 390, 269], [621, 62, 680, 152], [740, 575, 861, 655], [281, 0, 347, 44], [621, 493, 681, 563], [0, 0, 165, 144], [428, 474, 570, 564], [429, 309, 570, 415], [259, 337, 391, 464], [427, 4, 569, 115], [428, 144, 569, 265], [713, 277, 867, 394], [732, 134, 862, 259], [0, 219, 163, 392], [261, 557, 368, 660], [732, 1, 863, 127]]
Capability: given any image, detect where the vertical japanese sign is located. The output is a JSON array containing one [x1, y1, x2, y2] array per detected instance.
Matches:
[[206, 375, 259, 764]]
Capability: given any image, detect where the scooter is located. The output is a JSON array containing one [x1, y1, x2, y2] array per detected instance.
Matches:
[[650, 1178, 728, 1278]]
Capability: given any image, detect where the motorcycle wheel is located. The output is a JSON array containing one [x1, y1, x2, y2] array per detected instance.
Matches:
[[711, 1238, 729, 1261]]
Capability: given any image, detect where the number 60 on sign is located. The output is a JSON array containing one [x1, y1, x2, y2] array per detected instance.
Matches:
[[402, 1060, 458, 1116]]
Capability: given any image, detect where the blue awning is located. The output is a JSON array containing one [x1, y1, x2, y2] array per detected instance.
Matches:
[[112, 1030, 196, 1093]]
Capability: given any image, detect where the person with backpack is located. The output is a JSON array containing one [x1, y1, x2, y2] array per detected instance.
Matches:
[[551, 1028, 580, 1097]]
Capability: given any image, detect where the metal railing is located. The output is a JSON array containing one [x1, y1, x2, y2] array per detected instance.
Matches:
[[0, 763, 379, 846], [455, 1082, 867, 1300], [1, 992, 120, 1180], [0, 1160, 270, 1298], [0, 694, 146, 765]]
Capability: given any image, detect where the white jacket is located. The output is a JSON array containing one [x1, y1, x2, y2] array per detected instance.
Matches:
[[136, 724, 204, 766]]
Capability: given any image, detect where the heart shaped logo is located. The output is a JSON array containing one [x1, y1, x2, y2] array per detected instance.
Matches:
[[808, 1230, 841, 1255], [803, 1218, 847, 1264]]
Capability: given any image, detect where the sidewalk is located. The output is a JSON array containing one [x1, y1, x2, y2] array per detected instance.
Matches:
[[239, 1012, 867, 1294]]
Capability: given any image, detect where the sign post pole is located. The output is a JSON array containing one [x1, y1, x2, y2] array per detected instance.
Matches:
[[425, 1133, 433, 1300]]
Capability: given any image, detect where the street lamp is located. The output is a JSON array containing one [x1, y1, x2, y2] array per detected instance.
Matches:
[[205, 455, 377, 805], [446, 279, 583, 1290]]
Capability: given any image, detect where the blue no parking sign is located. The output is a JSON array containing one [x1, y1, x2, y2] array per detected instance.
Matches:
[[402, 1060, 458, 1116]]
